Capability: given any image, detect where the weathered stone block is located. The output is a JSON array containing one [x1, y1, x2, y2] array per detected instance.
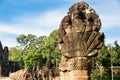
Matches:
[[60, 70, 90, 80], [70, 70, 88, 76]]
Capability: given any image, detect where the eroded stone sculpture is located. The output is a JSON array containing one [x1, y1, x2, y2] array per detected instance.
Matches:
[[0, 41, 20, 76], [58, 2, 104, 80], [9, 59, 60, 80]]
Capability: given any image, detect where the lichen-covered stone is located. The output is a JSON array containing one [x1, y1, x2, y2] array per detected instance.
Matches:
[[58, 1, 104, 58], [58, 1, 104, 80]]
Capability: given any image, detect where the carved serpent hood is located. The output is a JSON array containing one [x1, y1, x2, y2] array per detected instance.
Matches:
[[58, 2, 104, 58]]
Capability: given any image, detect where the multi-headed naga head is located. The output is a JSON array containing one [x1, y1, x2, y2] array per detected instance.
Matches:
[[58, 1, 104, 58]]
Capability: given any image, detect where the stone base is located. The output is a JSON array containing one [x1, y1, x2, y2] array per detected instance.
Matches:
[[60, 70, 90, 80]]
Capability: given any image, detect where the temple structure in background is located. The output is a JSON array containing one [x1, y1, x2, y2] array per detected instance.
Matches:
[[0, 41, 20, 76], [58, 1, 104, 80]]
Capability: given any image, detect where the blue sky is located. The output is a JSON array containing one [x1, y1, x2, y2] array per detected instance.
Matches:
[[0, 0, 120, 47]]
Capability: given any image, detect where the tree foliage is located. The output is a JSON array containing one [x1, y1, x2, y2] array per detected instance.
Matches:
[[9, 30, 62, 69], [45, 30, 61, 66], [97, 41, 120, 67]]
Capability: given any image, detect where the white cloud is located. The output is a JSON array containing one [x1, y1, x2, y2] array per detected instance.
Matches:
[[0, 9, 66, 47], [100, 13, 120, 28], [15, 9, 66, 29], [105, 38, 120, 45], [92, 0, 120, 29], [1, 39, 17, 48], [0, 32, 17, 47], [0, 9, 66, 36]]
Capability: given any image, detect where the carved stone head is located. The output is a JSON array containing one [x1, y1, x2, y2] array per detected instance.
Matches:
[[58, 1, 104, 58]]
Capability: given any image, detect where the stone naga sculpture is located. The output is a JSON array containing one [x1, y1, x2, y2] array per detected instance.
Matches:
[[58, 2, 104, 80]]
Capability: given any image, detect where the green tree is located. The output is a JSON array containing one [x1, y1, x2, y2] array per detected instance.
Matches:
[[97, 41, 120, 67], [9, 46, 22, 60], [43, 30, 61, 67], [97, 45, 111, 67], [16, 34, 37, 50], [10, 34, 47, 68], [111, 41, 120, 66], [93, 41, 120, 79], [10, 30, 62, 69]]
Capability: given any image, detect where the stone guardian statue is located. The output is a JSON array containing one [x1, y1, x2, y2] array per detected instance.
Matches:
[[58, 2, 104, 80]]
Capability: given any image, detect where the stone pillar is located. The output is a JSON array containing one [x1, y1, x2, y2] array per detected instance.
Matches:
[[3, 46, 9, 60], [60, 70, 90, 80], [58, 1, 104, 80], [59, 57, 92, 80], [0, 63, 2, 76], [0, 41, 3, 51]]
